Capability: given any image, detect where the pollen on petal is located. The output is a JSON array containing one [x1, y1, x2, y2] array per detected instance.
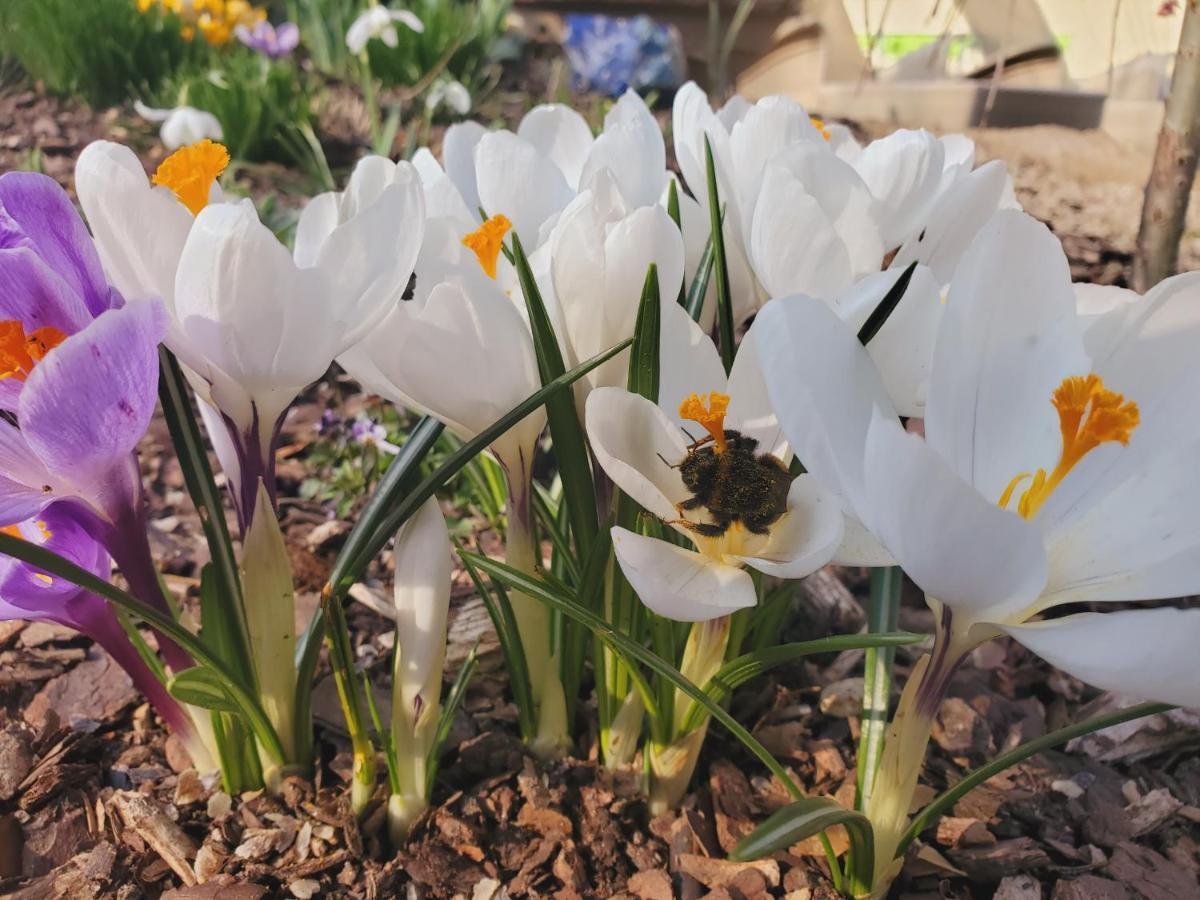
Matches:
[[152, 139, 230, 216], [679, 391, 731, 452], [462, 214, 512, 279], [810, 116, 832, 141]]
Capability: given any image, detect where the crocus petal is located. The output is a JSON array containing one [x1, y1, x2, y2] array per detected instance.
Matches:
[[754, 295, 897, 517], [0, 421, 56, 525], [517, 104, 594, 190], [863, 411, 1047, 624], [924, 210, 1088, 504], [611, 526, 757, 622], [672, 82, 724, 214], [1001, 608, 1200, 708], [580, 90, 667, 208], [889, 160, 1012, 286], [832, 265, 943, 418], [832, 507, 896, 567], [853, 128, 944, 248], [657, 300, 728, 436], [0, 172, 116, 318], [0, 503, 109, 609], [585, 388, 690, 521], [442, 121, 487, 217], [76, 140, 194, 313], [726, 317, 786, 458], [474, 132, 575, 245], [20, 302, 167, 515], [739, 475, 844, 578], [393, 495, 450, 712]]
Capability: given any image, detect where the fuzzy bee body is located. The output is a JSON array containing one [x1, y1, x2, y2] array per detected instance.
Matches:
[[675, 429, 791, 538]]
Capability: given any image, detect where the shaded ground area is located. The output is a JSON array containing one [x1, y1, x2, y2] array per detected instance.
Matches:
[[2, 80, 1199, 898]]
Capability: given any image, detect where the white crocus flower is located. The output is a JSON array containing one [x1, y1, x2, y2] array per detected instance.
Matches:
[[345, 4, 424, 53], [134, 101, 223, 151], [77, 142, 424, 528], [388, 495, 451, 841], [549, 169, 686, 407], [585, 301, 848, 623], [756, 210, 1200, 887]]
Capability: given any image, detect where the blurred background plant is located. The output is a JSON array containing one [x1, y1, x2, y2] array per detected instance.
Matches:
[[0, 0, 205, 106]]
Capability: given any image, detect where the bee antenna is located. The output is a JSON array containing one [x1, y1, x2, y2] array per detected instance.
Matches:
[[656, 452, 681, 470]]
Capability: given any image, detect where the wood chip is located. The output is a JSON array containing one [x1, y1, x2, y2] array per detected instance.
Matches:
[[113, 790, 198, 886], [936, 816, 997, 849], [676, 854, 780, 890], [994, 873, 1042, 900], [627, 868, 674, 900]]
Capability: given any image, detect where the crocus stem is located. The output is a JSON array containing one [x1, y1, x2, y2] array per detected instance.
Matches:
[[857, 566, 903, 811], [505, 470, 570, 758], [864, 614, 968, 898], [648, 615, 731, 814], [321, 585, 376, 814], [388, 698, 438, 844]]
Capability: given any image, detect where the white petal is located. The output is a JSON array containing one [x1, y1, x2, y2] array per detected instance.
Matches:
[[474, 131, 574, 245], [292, 191, 340, 269], [924, 210, 1088, 504], [442, 121, 487, 215], [160, 108, 223, 151], [728, 95, 823, 230], [657, 299, 728, 436], [393, 495, 451, 711], [612, 526, 756, 622], [672, 82, 722, 212], [389, 9, 425, 32], [585, 388, 690, 520], [75, 140, 194, 313], [833, 266, 943, 418], [739, 475, 844, 578], [832, 507, 896, 567], [890, 160, 1013, 286], [581, 107, 667, 209], [749, 165, 852, 300], [1002, 609, 1200, 707], [864, 411, 1047, 624], [727, 316, 786, 458], [517, 104, 594, 190], [753, 295, 897, 517], [854, 128, 944, 247]]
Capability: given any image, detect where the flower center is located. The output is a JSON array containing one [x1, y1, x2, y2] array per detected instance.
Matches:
[[0, 321, 66, 382], [810, 116, 831, 141], [679, 391, 730, 453], [2, 520, 55, 583], [999, 374, 1139, 520], [462, 214, 512, 279], [152, 139, 230, 216]]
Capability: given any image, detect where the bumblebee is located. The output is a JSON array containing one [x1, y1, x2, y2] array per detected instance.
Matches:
[[664, 392, 791, 539]]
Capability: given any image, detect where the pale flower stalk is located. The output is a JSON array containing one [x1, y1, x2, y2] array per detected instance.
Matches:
[[756, 210, 1200, 894], [388, 496, 452, 842]]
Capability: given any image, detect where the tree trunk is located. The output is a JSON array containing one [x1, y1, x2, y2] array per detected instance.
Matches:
[[1134, 0, 1200, 292]]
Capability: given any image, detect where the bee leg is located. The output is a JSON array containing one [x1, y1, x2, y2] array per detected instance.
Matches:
[[741, 512, 782, 535], [675, 496, 705, 513], [664, 518, 728, 538]]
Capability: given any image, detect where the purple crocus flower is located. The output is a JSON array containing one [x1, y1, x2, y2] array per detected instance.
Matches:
[[236, 21, 301, 58], [0, 172, 191, 675], [0, 505, 205, 761]]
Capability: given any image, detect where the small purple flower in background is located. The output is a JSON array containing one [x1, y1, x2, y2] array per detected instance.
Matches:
[[351, 415, 401, 455], [236, 20, 301, 58], [316, 408, 340, 437]]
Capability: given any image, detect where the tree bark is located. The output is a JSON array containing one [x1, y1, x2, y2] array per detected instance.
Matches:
[[1134, 0, 1200, 292]]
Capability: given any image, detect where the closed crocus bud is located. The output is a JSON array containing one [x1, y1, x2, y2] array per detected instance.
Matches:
[[389, 495, 452, 841]]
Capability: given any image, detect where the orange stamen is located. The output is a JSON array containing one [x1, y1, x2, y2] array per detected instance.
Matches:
[[810, 116, 832, 141], [679, 391, 731, 453], [462, 214, 512, 279], [1000, 374, 1139, 520], [152, 139, 230, 216], [0, 320, 66, 382]]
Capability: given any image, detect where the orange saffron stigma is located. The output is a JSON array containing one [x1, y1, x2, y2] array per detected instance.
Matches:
[[462, 214, 512, 279], [1000, 374, 1139, 520], [810, 116, 832, 141], [0, 321, 66, 382], [152, 139, 230, 216], [679, 391, 731, 453]]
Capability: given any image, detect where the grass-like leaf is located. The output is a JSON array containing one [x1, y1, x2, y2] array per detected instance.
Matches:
[[427, 643, 480, 795], [0, 532, 286, 765], [732, 796, 875, 893], [703, 135, 736, 372], [666, 181, 686, 307], [857, 261, 918, 346], [857, 566, 904, 810]]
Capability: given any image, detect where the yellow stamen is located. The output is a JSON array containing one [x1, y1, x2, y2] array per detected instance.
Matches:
[[2, 521, 54, 584], [152, 139, 230, 216], [0, 321, 66, 382], [679, 391, 731, 453], [1000, 374, 1139, 520], [462, 214, 512, 279], [810, 116, 832, 141]]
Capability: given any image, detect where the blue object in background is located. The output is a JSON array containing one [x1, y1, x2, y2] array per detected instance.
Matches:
[[563, 14, 685, 96]]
